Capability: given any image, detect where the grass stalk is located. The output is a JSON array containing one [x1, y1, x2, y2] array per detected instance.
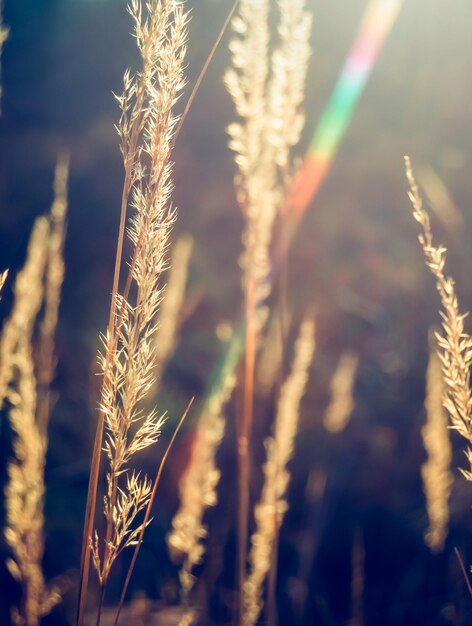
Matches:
[[454, 547, 472, 598], [2, 158, 68, 626], [167, 332, 240, 623], [242, 317, 315, 626], [323, 351, 359, 434], [76, 70, 143, 626], [406, 156, 472, 479], [0, 0, 7, 112]]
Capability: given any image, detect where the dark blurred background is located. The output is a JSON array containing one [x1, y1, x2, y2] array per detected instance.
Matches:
[[1, 0, 472, 624]]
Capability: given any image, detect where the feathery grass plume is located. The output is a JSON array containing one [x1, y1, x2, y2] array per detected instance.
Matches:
[[421, 334, 453, 552], [152, 234, 193, 391], [36, 156, 69, 434], [225, 0, 312, 602], [292, 467, 327, 617], [323, 350, 359, 434], [2, 159, 68, 626], [167, 335, 239, 626], [79, 2, 188, 620], [243, 318, 315, 626], [225, 0, 312, 306], [405, 156, 472, 479]]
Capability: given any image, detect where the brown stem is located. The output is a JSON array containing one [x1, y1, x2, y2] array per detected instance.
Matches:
[[114, 398, 193, 626]]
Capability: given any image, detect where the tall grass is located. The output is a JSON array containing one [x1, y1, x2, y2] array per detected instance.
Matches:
[[5, 3, 471, 624], [167, 352, 237, 625], [1, 157, 68, 626], [0, 0, 7, 112], [225, 0, 312, 608], [77, 2, 189, 624], [406, 156, 472, 480], [421, 334, 452, 552], [243, 317, 315, 626]]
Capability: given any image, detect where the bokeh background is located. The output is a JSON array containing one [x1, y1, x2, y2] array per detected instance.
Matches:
[[1, 0, 472, 624]]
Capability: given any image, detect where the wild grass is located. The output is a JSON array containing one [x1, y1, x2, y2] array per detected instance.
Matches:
[[77, 2, 189, 624], [225, 0, 312, 607], [167, 348, 237, 625], [421, 334, 452, 553], [0, 269, 8, 296], [1, 156, 68, 626], [406, 156, 472, 480]]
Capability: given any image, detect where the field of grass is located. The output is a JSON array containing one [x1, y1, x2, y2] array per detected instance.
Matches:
[[1, 1, 472, 625]]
